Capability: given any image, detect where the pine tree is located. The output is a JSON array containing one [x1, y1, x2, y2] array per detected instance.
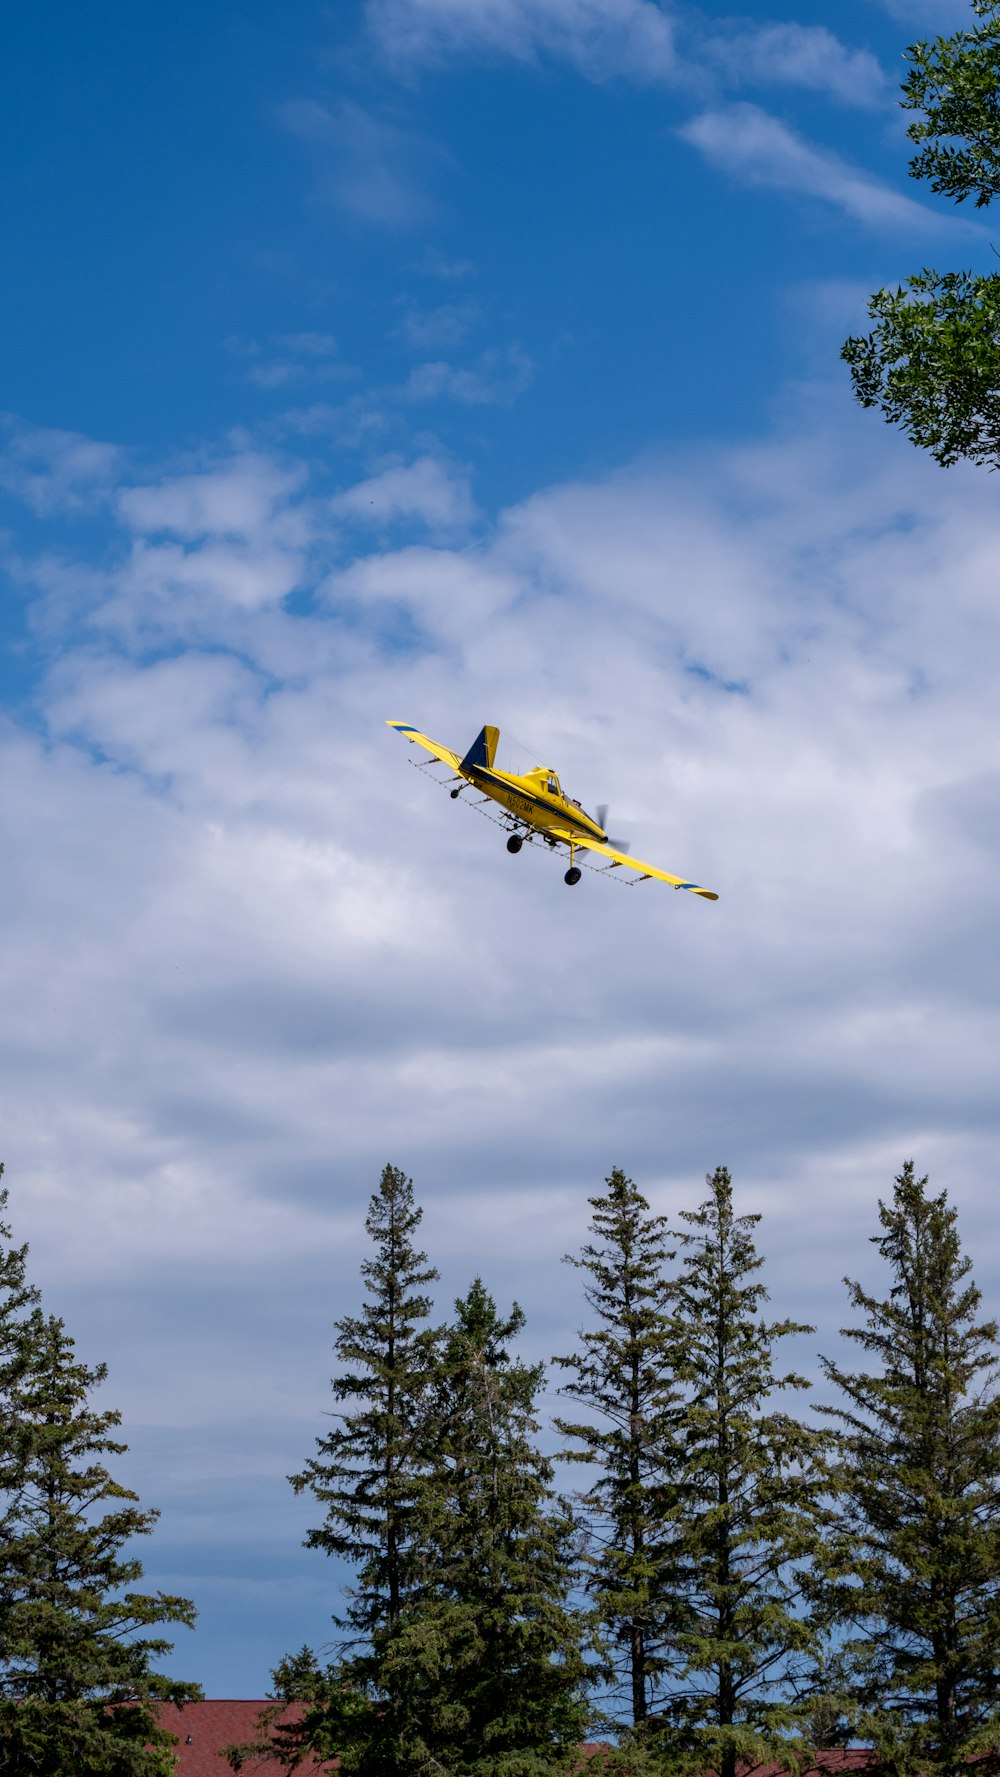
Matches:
[[659, 1167, 828, 1777], [365, 1278, 596, 1775], [554, 1168, 678, 1729], [0, 1167, 39, 1344], [0, 1167, 42, 1527], [0, 1308, 200, 1777], [820, 1161, 1000, 1775], [247, 1166, 441, 1776], [290, 1162, 441, 1647]]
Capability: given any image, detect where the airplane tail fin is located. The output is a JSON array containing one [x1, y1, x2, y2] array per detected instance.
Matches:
[[460, 725, 500, 772]]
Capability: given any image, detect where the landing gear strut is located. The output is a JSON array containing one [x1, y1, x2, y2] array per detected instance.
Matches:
[[506, 834, 524, 854]]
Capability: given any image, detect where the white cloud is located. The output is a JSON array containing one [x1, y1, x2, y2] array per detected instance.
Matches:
[[11, 402, 1000, 1692], [117, 455, 308, 543], [367, 0, 891, 114], [0, 416, 122, 515], [331, 456, 476, 529], [278, 97, 441, 228], [401, 344, 534, 404], [234, 334, 358, 393], [679, 102, 984, 234], [411, 246, 478, 280], [366, 0, 680, 83], [326, 542, 518, 638], [396, 298, 481, 350], [704, 23, 885, 110], [109, 537, 308, 622], [277, 332, 339, 357], [876, 0, 972, 22]]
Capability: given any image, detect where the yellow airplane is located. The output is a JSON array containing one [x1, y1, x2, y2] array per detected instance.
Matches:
[[387, 721, 718, 899]]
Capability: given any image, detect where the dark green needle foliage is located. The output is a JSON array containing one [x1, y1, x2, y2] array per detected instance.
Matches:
[[659, 1168, 828, 1777], [0, 1168, 41, 1527], [554, 1168, 678, 1729], [361, 1278, 595, 1776], [842, 1, 1000, 467], [0, 1167, 39, 1335], [290, 1162, 441, 1645], [263, 1165, 441, 1773], [820, 1161, 1000, 1776], [0, 1304, 199, 1777]]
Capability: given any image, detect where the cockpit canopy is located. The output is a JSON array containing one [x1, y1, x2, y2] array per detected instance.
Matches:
[[528, 766, 598, 825]]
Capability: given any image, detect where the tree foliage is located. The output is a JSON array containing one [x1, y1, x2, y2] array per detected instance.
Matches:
[[655, 1168, 828, 1777], [268, 1168, 598, 1775], [904, 0, 1000, 208], [0, 1168, 41, 1536], [842, 0, 1000, 467], [0, 1179, 199, 1777], [345, 1280, 596, 1775], [821, 1161, 1000, 1775], [290, 1161, 440, 1646], [843, 271, 1000, 469], [554, 1168, 678, 1729]]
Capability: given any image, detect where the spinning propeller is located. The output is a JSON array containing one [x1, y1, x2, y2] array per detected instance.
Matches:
[[595, 805, 631, 854]]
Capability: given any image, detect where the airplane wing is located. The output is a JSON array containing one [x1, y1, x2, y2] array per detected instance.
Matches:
[[386, 720, 463, 772], [554, 828, 719, 900]]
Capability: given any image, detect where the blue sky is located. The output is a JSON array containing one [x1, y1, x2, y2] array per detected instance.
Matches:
[[3, 0, 1000, 1703]]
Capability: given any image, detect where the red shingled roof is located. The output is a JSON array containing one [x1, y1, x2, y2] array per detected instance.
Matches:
[[154, 1705, 884, 1777], [155, 1701, 336, 1775]]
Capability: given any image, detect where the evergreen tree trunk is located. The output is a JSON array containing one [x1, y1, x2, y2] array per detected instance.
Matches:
[[821, 1161, 1000, 1776]]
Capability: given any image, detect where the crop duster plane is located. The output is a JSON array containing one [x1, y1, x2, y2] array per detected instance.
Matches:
[[387, 721, 718, 899]]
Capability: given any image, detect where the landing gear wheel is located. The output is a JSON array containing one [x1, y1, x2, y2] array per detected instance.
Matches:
[[564, 866, 582, 886], [506, 834, 524, 854], [450, 788, 462, 799]]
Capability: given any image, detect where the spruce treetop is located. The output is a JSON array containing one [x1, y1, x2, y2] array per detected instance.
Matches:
[[555, 1168, 678, 1728], [662, 1167, 828, 1777], [0, 1311, 197, 1707], [820, 1161, 1000, 1773], [558, 1167, 675, 1439], [0, 1182, 199, 1777], [290, 1163, 441, 1643]]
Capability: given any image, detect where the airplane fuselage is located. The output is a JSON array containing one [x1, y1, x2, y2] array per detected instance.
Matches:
[[463, 761, 608, 844], [387, 719, 719, 899]]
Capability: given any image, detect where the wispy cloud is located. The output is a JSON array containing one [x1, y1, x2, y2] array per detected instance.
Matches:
[[875, 0, 972, 23], [277, 332, 340, 357], [366, 0, 891, 114], [410, 247, 478, 280], [366, 0, 680, 84], [331, 456, 476, 529], [396, 298, 481, 351], [224, 334, 339, 393], [679, 103, 984, 235], [703, 23, 885, 110], [0, 416, 122, 516], [278, 97, 442, 228], [401, 344, 534, 405], [224, 333, 358, 392]]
